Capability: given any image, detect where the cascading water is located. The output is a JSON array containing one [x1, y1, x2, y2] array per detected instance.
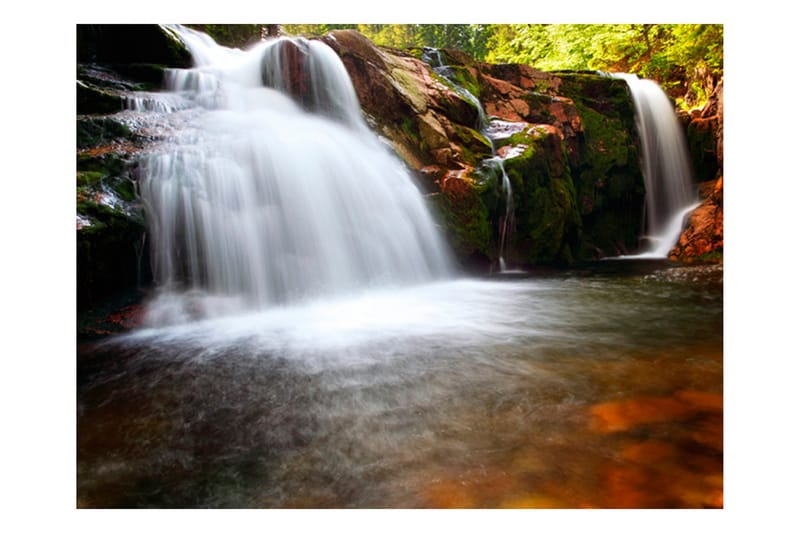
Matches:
[[422, 48, 515, 272], [613, 73, 699, 257], [137, 26, 453, 324]]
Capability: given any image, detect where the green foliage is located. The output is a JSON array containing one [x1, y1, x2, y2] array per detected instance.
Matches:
[[281, 24, 491, 61], [485, 24, 722, 108], [278, 24, 722, 107]]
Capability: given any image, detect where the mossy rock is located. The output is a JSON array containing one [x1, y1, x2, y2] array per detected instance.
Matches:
[[450, 124, 492, 166], [77, 170, 148, 311], [556, 72, 632, 115], [438, 65, 481, 100], [77, 81, 122, 115], [552, 75, 646, 258], [428, 79, 481, 129], [77, 203, 148, 311], [77, 117, 131, 149], [185, 24, 264, 49], [501, 130, 581, 265], [429, 176, 492, 265]]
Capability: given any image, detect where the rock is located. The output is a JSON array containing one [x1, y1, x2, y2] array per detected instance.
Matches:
[[323, 34, 649, 267], [77, 24, 191, 70], [499, 125, 580, 265], [428, 171, 492, 268], [669, 176, 723, 263], [77, 152, 149, 311], [556, 72, 645, 257], [417, 111, 451, 150]]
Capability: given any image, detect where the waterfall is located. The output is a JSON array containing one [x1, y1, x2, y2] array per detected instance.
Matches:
[[422, 48, 515, 272], [137, 26, 453, 324], [613, 73, 698, 257]]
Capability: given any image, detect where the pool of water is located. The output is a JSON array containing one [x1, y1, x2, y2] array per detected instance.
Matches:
[[77, 260, 723, 508]]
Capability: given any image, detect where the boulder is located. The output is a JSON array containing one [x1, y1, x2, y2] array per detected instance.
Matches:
[[669, 177, 723, 263], [498, 125, 581, 264]]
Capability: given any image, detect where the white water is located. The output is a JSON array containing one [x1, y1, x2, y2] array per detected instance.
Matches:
[[613, 73, 697, 257], [138, 26, 453, 324], [422, 48, 515, 271]]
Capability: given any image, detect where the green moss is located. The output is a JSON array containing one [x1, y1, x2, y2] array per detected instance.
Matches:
[[694, 249, 723, 263], [497, 129, 581, 265], [391, 68, 428, 113], [555, 76, 646, 258], [451, 124, 492, 166], [77, 81, 122, 115], [77, 171, 105, 188], [77, 117, 131, 149], [430, 181, 491, 261], [443, 65, 480, 100], [77, 152, 128, 175]]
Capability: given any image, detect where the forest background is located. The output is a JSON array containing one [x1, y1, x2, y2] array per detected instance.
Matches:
[[190, 23, 723, 109]]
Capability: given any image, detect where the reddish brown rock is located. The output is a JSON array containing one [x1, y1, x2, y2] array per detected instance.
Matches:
[[669, 176, 723, 263]]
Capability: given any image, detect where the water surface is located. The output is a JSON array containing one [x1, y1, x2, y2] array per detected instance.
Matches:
[[77, 261, 722, 508]]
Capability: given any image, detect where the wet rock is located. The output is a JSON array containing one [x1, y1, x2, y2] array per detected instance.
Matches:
[[669, 177, 723, 263], [428, 171, 491, 266], [498, 124, 580, 265]]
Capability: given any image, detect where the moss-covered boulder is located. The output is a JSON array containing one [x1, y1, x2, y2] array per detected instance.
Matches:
[[556, 72, 645, 257], [498, 125, 581, 264], [428, 171, 492, 268], [324, 35, 652, 267], [77, 153, 148, 311]]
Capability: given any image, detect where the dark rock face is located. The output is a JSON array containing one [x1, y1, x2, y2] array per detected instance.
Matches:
[[681, 81, 723, 184], [77, 25, 191, 71], [76, 25, 187, 311]]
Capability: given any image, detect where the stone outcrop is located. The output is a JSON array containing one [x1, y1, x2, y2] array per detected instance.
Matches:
[[669, 177, 723, 263], [681, 81, 723, 184], [76, 26, 191, 311], [673, 80, 723, 263]]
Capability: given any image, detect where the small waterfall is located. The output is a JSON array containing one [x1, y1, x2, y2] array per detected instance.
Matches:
[[613, 73, 698, 257], [137, 26, 453, 324], [422, 48, 515, 272]]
